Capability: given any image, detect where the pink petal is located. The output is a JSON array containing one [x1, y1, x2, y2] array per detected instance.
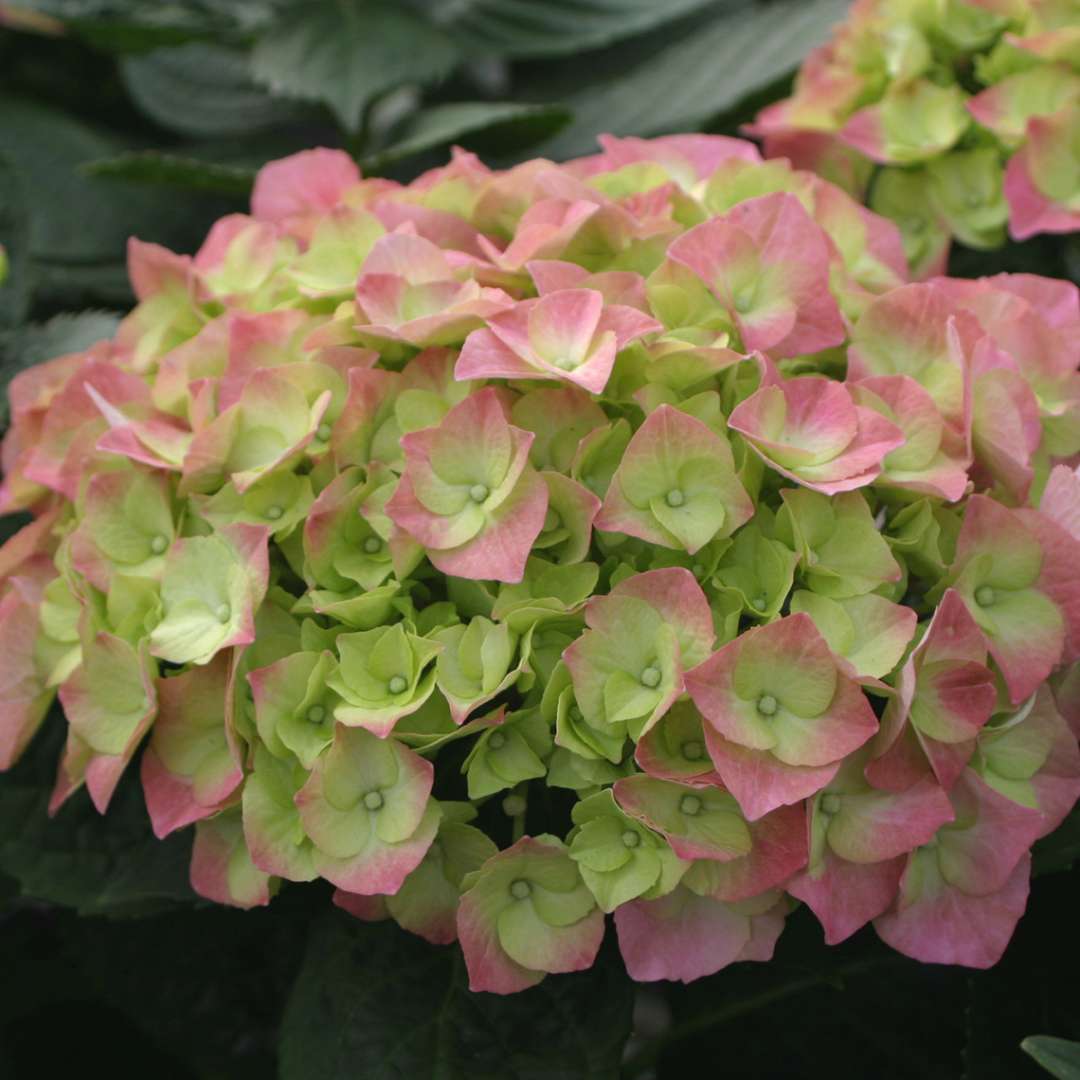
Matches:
[[789, 852, 905, 945], [1004, 131, 1080, 240], [614, 887, 751, 982], [703, 730, 840, 821], [874, 851, 1030, 968], [691, 802, 808, 902], [251, 148, 360, 225]]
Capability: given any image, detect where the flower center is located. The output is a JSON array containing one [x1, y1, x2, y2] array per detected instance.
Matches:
[[306, 704, 326, 724], [388, 674, 408, 695], [679, 794, 702, 816], [681, 740, 704, 762], [639, 665, 662, 688], [363, 536, 382, 554], [509, 879, 532, 900], [265, 504, 284, 521], [488, 731, 507, 750], [215, 602, 232, 624], [752, 594, 767, 610], [665, 488, 685, 508], [820, 793, 841, 816], [975, 585, 995, 607], [734, 289, 754, 314], [316, 422, 332, 442], [469, 483, 489, 503], [150, 534, 169, 555], [363, 790, 384, 811], [756, 693, 778, 717], [502, 793, 526, 816], [621, 830, 641, 849]]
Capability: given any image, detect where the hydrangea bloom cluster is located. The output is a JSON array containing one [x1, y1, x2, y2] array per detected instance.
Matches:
[[751, 0, 1080, 273], [1, 136, 1078, 991]]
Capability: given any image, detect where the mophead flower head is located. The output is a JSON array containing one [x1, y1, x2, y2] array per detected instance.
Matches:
[[1, 131, 1077, 990], [752, 0, 1080, 257]]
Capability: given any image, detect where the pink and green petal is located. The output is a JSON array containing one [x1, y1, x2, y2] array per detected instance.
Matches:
[[510, 386, 607, 473], [0, 578, 56, 769], [667, 193, 845, 357], [251, 148, 361, 236], [614, 886, 787, 983], [588, 567, 715, 669], [789, 591, 917, 681], [613, 774, 752, 862], [839, 81, 970, 165], [190, 806, 274, 910], [58, 631, 156, 812], [874, 849, 1031, 969], [149, 523, 270, 666], [456, 835, 604, 994], [776, 488, 902, 598], [790, 851, 905, 945], [141, 652, 243, 838], [295, 725, 440, 894], [241, 745, 318, 882], [1004, 107, 1080, 240], [596, 404, 752, 553], [948, 497, 1068, 704], [729, 377, 904, 493], [327, 624, 441, 737], [701, 729, 843, 822], [680, 801, 807, 902], [850, 375, 971, 501], [426, 467, 550, 584]]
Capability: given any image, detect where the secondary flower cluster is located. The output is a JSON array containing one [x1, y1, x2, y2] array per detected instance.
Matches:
[[1, 135, 1078, 991], [751, 0, 1080, 273]]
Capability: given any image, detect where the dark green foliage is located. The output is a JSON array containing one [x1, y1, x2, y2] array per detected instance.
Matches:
[[0, 709, 194, 916], [280, 910, 634, 1079]]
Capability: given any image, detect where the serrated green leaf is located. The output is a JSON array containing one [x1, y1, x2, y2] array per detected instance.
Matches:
[[429, 0, 741, 59], [0, 710, 196, 916], [1023, 1037, 1080, 1080], [82, 150, 256, 195], [0, 96, 213, 309], [122, 43, 307, 137], [251, 0, 459, 133], [4, 0, 284, 50], [538, 0, 851, 160], [365, 101, 572, 170], [279, 909, 633, 1079]]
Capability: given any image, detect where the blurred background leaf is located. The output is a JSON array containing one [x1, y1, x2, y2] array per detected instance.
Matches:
[[535, 0, 850, 158], [251, 1, 460, 134]]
